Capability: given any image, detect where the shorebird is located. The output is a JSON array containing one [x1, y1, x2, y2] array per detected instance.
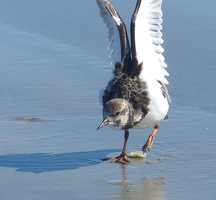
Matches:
[[96, 0, 171, 163]]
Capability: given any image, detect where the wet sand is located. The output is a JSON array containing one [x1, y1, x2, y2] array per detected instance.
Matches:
[[0, 1, 215, 199]]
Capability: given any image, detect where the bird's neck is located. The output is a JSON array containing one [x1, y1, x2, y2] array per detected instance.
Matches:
[[131, 108, 144, 127], [122, 105, 144, 130]]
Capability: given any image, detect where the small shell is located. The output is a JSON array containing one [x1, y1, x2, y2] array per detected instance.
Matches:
[[128, 152, 146, 159]]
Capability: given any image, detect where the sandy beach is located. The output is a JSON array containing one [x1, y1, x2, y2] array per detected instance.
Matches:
[[0, 0, 215, 199]]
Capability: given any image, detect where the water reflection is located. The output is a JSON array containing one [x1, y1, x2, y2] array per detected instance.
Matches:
[[109, 164, 166, 200]]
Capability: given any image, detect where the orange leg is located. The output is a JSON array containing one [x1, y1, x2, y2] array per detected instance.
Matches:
[[142, 125, 160, 153], [103, 130, 130, 163]]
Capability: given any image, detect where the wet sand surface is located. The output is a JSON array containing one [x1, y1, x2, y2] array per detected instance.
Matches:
[[0, 1, 215, 199]]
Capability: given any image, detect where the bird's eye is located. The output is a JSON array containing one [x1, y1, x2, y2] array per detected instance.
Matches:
[[115, 112, 120, 116]]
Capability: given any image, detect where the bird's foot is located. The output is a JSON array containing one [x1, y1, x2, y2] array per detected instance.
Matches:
[[103, 153, 130, 164], [142, 133, 155, 153]]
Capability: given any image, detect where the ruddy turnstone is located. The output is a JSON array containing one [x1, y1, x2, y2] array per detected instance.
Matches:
[[96, 0, 171, 163]]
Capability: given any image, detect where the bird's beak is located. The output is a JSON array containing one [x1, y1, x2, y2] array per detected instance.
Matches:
[[97, 117, 109, 130]]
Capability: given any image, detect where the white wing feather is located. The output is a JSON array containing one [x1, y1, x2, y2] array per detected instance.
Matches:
[[132, 0, 169, 84], [96, 0, 122, 65]]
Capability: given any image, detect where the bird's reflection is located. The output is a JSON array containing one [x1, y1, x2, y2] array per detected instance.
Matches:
[[110, 163, 166, 200]]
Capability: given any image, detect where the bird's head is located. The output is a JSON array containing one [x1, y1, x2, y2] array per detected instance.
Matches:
[[97, 98, 131, 130]]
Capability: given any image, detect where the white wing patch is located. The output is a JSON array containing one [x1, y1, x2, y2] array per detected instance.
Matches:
[[96, 0, 122, 65], [133, 0, 169, 84], [113, 16, 122, 26]]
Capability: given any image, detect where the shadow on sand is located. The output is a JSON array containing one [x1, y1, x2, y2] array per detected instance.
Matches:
[[0, 149, 120, 174]]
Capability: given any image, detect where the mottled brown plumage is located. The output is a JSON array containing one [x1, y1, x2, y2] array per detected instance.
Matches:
[[103, 59, 150, 122]]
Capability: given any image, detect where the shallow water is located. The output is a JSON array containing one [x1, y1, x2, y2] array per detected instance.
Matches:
[[0, 1, 215, 200]]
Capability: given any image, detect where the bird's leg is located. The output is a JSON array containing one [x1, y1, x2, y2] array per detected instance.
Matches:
[[113, 129, 130, 163], [142, 124, 160, 153], [104, 130, 130, 163]]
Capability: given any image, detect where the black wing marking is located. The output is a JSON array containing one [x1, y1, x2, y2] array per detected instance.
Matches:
[[130, 0, 169, 86], [96, 0, 131, 64]]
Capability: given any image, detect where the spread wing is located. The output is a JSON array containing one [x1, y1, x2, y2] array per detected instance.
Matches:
[[96, 0, 131, 65], [131, 0, 169, 85]]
